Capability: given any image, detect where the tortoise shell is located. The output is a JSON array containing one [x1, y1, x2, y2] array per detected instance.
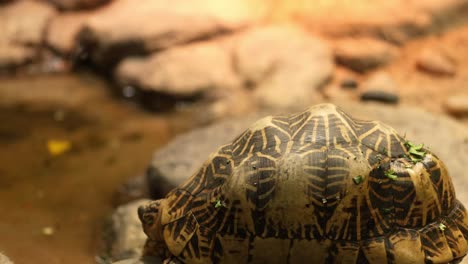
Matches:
[[138, 104, 468, 263]]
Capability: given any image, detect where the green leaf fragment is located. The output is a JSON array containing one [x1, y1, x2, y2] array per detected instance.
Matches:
[[353, 175, 363, 185], [385, 169, 398, 180], [405, 140, 426, 163], [439, 223, 446, 231], [382, 207, 393, 213], [410, 156, 423, 163], [414, 144, 424, 150], [214, 198, 226, 208], [409, 148, 425, 157]]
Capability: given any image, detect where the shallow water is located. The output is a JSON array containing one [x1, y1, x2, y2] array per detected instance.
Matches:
[[0, 75, 193, 263]]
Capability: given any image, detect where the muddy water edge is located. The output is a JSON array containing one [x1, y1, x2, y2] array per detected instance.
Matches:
[[0, 74, 196, 263]]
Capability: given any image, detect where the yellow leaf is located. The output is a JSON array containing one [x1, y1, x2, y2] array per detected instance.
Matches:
[[47, 140, 71, 156]]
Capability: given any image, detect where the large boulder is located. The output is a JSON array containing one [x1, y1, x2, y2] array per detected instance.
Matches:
[[0, 0, 56, 69], [115, 41, 240, 97], [234, 25, 334, 109], [77, 0, 256, 67]]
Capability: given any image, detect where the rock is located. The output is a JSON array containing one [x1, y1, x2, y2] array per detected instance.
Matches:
[[360, 91, 399, 104], [359, 72, 399, 104], [48, 0, 109, 10], [445, 94, 468, 116], [334, 37, 399, 72], [0, 43, 36, 69], [77, 0, 254, 67], [46, 12, 91, 55], [0, 0, 57, 68], [0, 0, 56, 45], [145, 102, 468, 208], [340, 78, 358, 89], [416, 47, 456, 76], [110, 199, 150, 261], [147, 116, 260, 198], [0, 252, 13, 264], [115, 41, 240, 97], [235, 25, 334, 109]]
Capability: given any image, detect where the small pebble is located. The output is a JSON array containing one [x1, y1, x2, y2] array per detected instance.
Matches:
[[334, 37, 398, 72], [416, 48, 456, 76], [42, 226, 55, 236], [340, 78, 358, 89], [360, 72, 399, 104], [53, 109, 66, 122], [122, 85, 137, 98], [361, 91, 399, 104], [444, 95, 468, 116]]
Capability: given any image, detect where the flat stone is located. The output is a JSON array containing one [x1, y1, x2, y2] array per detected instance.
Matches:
[[115, 41, 240, 97], [416, 47, 456, 76], [77, 0, 255, 67], [445, 95, 468, 116], [0, 0, 56, 45], [0, 0, 56, 68], [109, 199, 150, 261], [360, 91, 399, 104], [360, 72, 399, 104], [334, 37, 399, 72], [0, 43, 36, 69], [235, 25, 334, 109]]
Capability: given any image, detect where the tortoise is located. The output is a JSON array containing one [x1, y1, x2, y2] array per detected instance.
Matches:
[[138, 103, 468, 263]]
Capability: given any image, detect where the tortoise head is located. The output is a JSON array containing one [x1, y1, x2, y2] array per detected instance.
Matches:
[[138, 199, 167, 255]]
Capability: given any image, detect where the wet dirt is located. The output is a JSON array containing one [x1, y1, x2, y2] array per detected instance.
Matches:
[[0, 74, 196, 263]]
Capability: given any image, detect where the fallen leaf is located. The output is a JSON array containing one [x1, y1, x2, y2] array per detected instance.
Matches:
[[47, 140, 71, 156]]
